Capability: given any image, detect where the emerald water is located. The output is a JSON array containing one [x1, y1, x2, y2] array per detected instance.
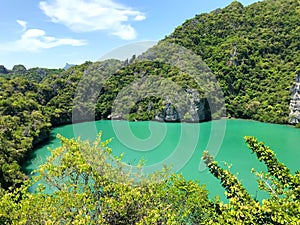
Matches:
[[23, 119, 300, 201]]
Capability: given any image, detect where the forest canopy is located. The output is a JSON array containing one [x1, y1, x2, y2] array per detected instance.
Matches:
[[0, 0, 300, 223], [1, 134, 300, 224]]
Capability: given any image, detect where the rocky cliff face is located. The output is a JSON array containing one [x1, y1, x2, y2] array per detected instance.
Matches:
[[12, 64, 26, 75], [154, 89, 211, 122], [289, 75, 300, 124], [0, 65, 9, 74]]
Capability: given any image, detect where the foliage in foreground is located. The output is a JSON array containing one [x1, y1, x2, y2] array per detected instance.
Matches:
[[203, 136, 300, 224], [0, 134, 300, 224], [1, 0, 300, 190], [0, 134, 213, 225]]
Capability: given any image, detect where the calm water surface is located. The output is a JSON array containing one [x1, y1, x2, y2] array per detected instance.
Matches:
[[23, 119, 300, 201]]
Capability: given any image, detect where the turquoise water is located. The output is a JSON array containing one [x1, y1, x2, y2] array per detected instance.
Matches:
[[23, 119, 300, 201]]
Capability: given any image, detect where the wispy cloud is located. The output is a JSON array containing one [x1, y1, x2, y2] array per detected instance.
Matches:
[[16, 20, 27, 31], [39, 0, 146, 40], [0, 21, 86, 52]]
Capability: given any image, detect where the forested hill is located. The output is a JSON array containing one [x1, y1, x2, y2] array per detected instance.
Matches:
[[0, 64, 62, 83], [0, 0, 299, 190], [1, 1, 300, 223], [167, 0, 300, 123]]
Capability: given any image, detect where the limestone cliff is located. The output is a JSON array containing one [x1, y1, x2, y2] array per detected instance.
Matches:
[[289, 75, 300, 124]]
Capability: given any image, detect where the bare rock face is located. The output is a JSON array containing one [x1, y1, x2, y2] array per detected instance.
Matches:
[[64, 63, 75, 70], [155, 89, 211, 123], [0, 65, 9, 74], [156, 102, 180, 122], [12, 64, 26, 75], [289, 74, 300, 124]]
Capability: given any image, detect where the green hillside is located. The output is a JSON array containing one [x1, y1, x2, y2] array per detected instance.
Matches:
[[0, 0, 299, 190], [1, 0, 300, 224], [168, 0, 300, 123]]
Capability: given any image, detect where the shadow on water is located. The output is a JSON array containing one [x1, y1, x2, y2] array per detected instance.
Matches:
[[21, 133, 57, 175]]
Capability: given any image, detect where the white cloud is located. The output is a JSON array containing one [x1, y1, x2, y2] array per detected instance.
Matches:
[[134, 15, 146, 21], [112, 24, 136, 41], [0, 21, 87, 52], [17, 29, 87, 51], [16, 20, 27, 31], [22, 29, 46, 38], [39, 0, 146, 40]]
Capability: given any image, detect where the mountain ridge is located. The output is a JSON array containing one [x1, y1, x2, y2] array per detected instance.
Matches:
[[0, 0, 299, 189]]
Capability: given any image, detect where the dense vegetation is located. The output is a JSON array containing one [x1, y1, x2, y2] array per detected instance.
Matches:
[[0, 77, 51, 188], [0, 64, 62, 83], [0, 0, 300, 223], [168, 0, 300, 123], [0, 135, 299, 224], [0, 52, 222, 188]]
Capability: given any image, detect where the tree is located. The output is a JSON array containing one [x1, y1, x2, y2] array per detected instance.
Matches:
[[202, 136, 300, 224], [0, 133, 215, 224]]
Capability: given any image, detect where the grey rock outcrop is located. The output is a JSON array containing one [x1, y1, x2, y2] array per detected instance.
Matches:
[[289, 74, 300, 124], [155, 89, 211, 122], [0, 65, 9, 74], [12, 64, 26, 75], [156, 102, 180, 122], [64, 63, 75, 70]]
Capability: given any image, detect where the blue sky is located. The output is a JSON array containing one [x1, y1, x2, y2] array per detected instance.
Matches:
[[0, 0, 260, 69]]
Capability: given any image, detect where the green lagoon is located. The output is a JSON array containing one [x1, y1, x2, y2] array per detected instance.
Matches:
[[23, 119, 300, 200]]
